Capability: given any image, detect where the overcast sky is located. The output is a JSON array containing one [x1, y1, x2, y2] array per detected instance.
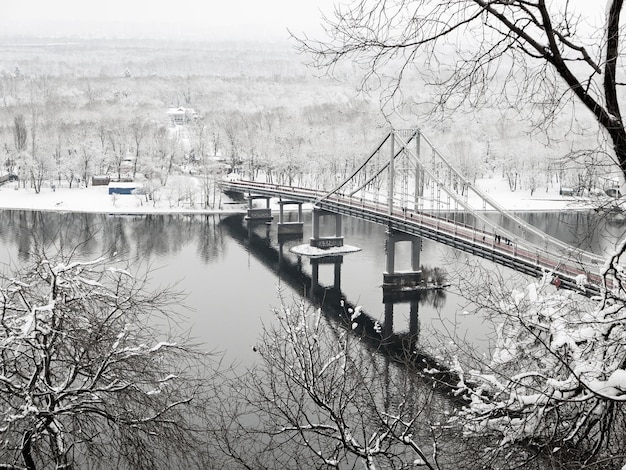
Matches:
[[0, 0, 338, 40], [0, 1, 607, 41]]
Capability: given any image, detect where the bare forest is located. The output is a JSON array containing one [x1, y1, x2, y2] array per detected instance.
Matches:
[[0, 36, 609, 199]]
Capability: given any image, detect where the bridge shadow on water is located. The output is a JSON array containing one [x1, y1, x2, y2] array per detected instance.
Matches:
[[219, 214, 467, 403]]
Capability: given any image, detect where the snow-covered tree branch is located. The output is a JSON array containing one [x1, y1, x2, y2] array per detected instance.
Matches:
[[453, 257, 626, 467], [215, 298, 441, 469], [0, 254, 216, 469]]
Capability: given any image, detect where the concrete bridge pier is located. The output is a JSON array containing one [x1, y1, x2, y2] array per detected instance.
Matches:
[[383, 229, 422, 289], [277, 200, 304, 237], [245, 195, 273, 222], [310, 209, 344, 249]]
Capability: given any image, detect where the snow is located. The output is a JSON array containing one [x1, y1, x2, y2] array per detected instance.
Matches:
[[0, 175, 601, 215], [0, 179, 228, 215], [461, 252, 626, 449], [575, 273, 588, 288], [107, 267, 133, 277], [76, 277, 103, 287], [159, 374, 178, 383], [607, 369, 626, 391], [149, 341, 177, 352], [469, 177, 599, 212], [350, 306, 363, 321], [290, 244, 362, 257]]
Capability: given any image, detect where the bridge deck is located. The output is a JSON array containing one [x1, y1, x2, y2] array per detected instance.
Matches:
[[221, 180, 607, 296]]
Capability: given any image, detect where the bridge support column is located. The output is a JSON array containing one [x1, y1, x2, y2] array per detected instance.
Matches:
[[310, 209, 344, 249], [383, 229, 422, 289], [277, 200, 304, 237], [409, 299, 419, 338], [246, 217, 271, 240], [245, 195, 273, 222], [311, 261, 319, 296]]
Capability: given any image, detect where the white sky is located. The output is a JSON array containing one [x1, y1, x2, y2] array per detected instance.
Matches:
[[0, 1, 606, 40], [0, 0, 339, 39]]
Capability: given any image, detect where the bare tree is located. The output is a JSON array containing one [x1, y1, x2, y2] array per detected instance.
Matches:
[[95, 119, 111, 176], [222, 114, 243, 173], [0, 253, 217, 469], [149, 124, 183, 186], [107, 123, 129, 180], [215, 297, 444, 469], [294, 1, 626, 177], [292, 6, 626, 467], [130, 116, 150, 179], [13, 114, 28, 153], [69, 127, 95, 187]]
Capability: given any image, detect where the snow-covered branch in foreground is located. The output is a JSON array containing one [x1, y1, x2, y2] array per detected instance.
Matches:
[[0, 254, 214, 469], [231, 300, 439, 469], [458, 243, 626, 461]]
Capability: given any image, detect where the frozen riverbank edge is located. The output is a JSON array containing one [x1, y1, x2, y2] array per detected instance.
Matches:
[[0, 177, 604, 215]]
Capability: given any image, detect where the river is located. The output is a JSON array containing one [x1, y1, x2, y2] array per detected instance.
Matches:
[[0, 208, 622, 366]]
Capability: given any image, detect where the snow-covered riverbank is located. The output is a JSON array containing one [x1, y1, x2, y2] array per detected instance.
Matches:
[[0, 179, 237, 215], [0, 176, 601, 215]]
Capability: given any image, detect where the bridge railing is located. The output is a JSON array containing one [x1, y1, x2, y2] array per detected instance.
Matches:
[[396, 131, 603, 263], [323, 187, 604, 287], [222, 179, 604, 290], [342, 177, 603, 271], [332, 129, 605, 271]]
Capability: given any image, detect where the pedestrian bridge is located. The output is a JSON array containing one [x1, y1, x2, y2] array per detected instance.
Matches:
[[221, 129, 608, 296]]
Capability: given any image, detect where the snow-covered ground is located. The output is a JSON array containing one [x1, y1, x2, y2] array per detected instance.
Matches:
[[0, 178, 233, 215], [472, 177, 599, 212], [0, 176, 601, 214]]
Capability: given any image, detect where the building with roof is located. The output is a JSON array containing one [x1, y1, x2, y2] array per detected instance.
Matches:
[[166, 107, 197, 126]]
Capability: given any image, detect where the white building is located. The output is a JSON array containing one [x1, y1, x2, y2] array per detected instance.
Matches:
[[166, 107, 197, 126]]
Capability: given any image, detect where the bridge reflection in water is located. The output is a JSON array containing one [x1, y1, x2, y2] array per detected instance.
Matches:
[[221, 214, 462, 397]]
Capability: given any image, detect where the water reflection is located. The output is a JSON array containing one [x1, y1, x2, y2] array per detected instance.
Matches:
[[0, 211, 229, 265], [498, 210, 625, 255], [0, 208, 620, 368], [219, 214, 464, 395], [0, 208, 615, 468]]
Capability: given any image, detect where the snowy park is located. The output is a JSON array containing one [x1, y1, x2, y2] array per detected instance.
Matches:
[[2, 1, 626, 469]]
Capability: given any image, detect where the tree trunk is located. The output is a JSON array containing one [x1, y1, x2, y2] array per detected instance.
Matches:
[[609, 126, 626, 179], [21, 431, 36, 470]]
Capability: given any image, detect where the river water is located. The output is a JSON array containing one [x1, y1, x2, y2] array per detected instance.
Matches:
[[0, 208, 622, 367]]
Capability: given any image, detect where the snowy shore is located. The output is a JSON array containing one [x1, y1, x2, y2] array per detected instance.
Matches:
[[0, 176, 601, 215]]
